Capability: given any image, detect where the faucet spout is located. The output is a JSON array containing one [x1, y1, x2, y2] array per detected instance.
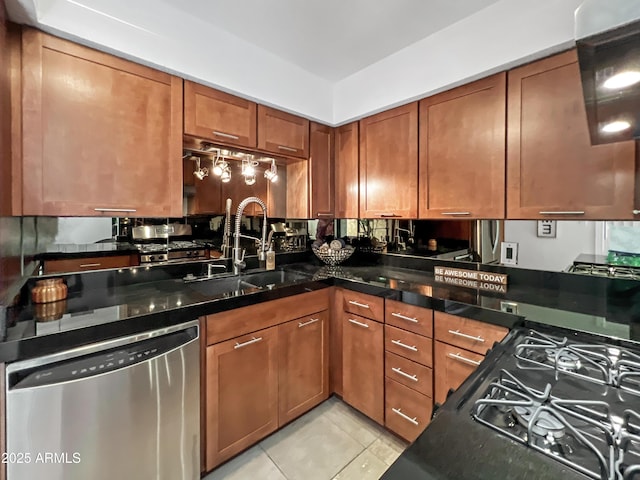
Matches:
[[233, 197, 268, 275]]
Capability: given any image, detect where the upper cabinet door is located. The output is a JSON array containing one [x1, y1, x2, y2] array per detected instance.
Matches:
[[507, 50, 636, 220], [419, 74, 506, 219], [309, 122, 334, 218], [257, 105, 309, 159], [184, 81, 257, 149], [335, 122, 359, 218], [359, 103, 418, 219], [21, 28, 183, 217]]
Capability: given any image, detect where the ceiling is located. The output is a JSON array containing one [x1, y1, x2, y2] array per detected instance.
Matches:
[[163, 0, 503, 81], [6, 0, 583, 123]]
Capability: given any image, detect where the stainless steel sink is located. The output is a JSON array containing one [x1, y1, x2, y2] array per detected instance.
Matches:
[[186, 270, 310, 298]]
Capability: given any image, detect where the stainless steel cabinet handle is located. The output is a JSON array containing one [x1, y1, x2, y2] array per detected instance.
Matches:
[[391, 367, 418, 382], [391, 339, 418, 352], [94, 208, 137, 213], [392, 408, 419, 426], [348, 318, 369, 329], [391, 312, 418, 323], [634, 210, 640, 215], [378, 213, 399, 217], [316, 213, 334, 217], [348, 300, 370, 309], [448, 329, 485, 343], [448, 352, 481, 366], [441, 212, 471, 216], [539, 211, 585, 215], [213, 131, 240, 140], [79, 263, 101, 268], [278, 145, 298, 152], [298, 318, 319, 328], [234, 337, 263, 349]]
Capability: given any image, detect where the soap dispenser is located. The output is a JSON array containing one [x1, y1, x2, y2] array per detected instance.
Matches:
[[266, 245, 276, 271]]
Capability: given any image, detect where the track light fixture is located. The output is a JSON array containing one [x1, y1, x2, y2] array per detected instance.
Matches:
[[264, 159, 278, 183]]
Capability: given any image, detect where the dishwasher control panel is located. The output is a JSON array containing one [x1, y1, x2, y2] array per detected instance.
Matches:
[[9, 327, 197, 389]]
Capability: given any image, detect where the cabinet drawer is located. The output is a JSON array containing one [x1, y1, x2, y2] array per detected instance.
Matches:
[[43, 254, 138, 274], [385, 352, 432, 397], [385, 325, 432, 367], [434, 311, 507, 355], [343, 290, 384, 322], [434, 341, 484, 405], [385, 378, 432, 442], [385, 300, 433, 337]]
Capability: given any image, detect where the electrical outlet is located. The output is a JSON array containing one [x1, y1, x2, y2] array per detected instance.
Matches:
[[500, 242, 518, 265], [537, 220, 556, 238]]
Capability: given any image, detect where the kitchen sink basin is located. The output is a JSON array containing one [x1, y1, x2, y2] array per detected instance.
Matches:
[[185, 269, 311, 298]]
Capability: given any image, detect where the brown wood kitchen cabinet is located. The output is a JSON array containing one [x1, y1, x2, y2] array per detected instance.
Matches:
[[20, 28, 183, 217], [309, 122, 334, 218], [433, 311, 507, 404], [507, 49, 636, 220], [384, 300, 434, 441], [342, 290, 384, 424], [42, 254, 139, 274], [204, 290, 329, 471], [184, 81, 257, 149], [258, 105, 309, 159], [278, 310, 329, 426], [419, 73, 506, 219], [206, 326, 279, 469], [359, 103, 418, 218], [334, 122, 359, 218]]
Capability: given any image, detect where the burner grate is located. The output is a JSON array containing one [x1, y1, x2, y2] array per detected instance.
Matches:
[[474, 370, 617, 480]]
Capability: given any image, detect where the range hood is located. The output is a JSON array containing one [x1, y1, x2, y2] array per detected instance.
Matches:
[[576, 0, 640, 144]]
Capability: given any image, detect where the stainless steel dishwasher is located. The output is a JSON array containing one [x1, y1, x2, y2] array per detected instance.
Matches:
[[5, 320, 200, 480]]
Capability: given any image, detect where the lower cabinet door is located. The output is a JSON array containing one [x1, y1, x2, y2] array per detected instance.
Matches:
[[278, 311, 329, 426], [342, 313, 384, 424], [434, 341, 484, 405], [385, 378, 433, 442], [206, 326, 278, 470]]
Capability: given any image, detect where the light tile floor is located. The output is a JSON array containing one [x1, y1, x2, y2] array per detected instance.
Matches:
[[204, 396, 408, 480]]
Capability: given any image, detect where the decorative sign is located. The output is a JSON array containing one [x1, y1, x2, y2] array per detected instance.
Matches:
[[434, 266, 508, 294]]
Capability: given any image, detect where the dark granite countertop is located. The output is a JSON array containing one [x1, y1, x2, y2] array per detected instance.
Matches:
[[35, 242, 139, 260], [2, 256, 639, 363]]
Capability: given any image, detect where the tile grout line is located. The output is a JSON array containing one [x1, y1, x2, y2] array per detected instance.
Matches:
[[319, 400, 385, 449], [258, 443, 293, 480]]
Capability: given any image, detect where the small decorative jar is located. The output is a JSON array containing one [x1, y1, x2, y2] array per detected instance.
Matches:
[[31, 278, 68, 304]]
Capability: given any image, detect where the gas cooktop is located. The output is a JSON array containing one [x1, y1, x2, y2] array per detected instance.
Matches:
[[382, 326, 640, 480]]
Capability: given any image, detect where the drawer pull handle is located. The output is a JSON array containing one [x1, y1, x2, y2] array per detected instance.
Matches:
[[391, 312, 418, 323], [213, 131, 240, 140], [448, 330, 485, 343], [391, 367, 418, 382], [278, 145, 298, 153], [391, 339, 418, 352], [448, 352, 481, 366], [316, 213, 334, 217], [234, 337, 263, 349], [348, 318, 369, 329], [298, 318, 319, 328], [392, 408, 419, 426], [634, 210, 640, 215], [94, 208, 137, 213], [441, 212, 470, 216], [348, 300, 370, 309], [378, 213, 399, 217], [79, 263, 101, 268], [539, 211, 585, 215]]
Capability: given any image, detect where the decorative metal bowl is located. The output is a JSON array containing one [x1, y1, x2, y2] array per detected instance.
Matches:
[[312, 245, 355, 266]]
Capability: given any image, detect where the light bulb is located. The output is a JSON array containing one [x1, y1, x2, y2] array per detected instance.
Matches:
[[221, 168, 231, 183], [245, 175, 256, 186], [212, 164, 223, 176], [603, 71, 640, 90], [601, 120, 632, 133]]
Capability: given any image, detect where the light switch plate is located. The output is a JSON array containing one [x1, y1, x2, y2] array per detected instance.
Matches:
[[500, 242, 518, 265], [537, 220, 556, 238]]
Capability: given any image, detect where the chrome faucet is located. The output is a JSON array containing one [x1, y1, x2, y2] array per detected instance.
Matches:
[[233, 197, 268, 275]]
